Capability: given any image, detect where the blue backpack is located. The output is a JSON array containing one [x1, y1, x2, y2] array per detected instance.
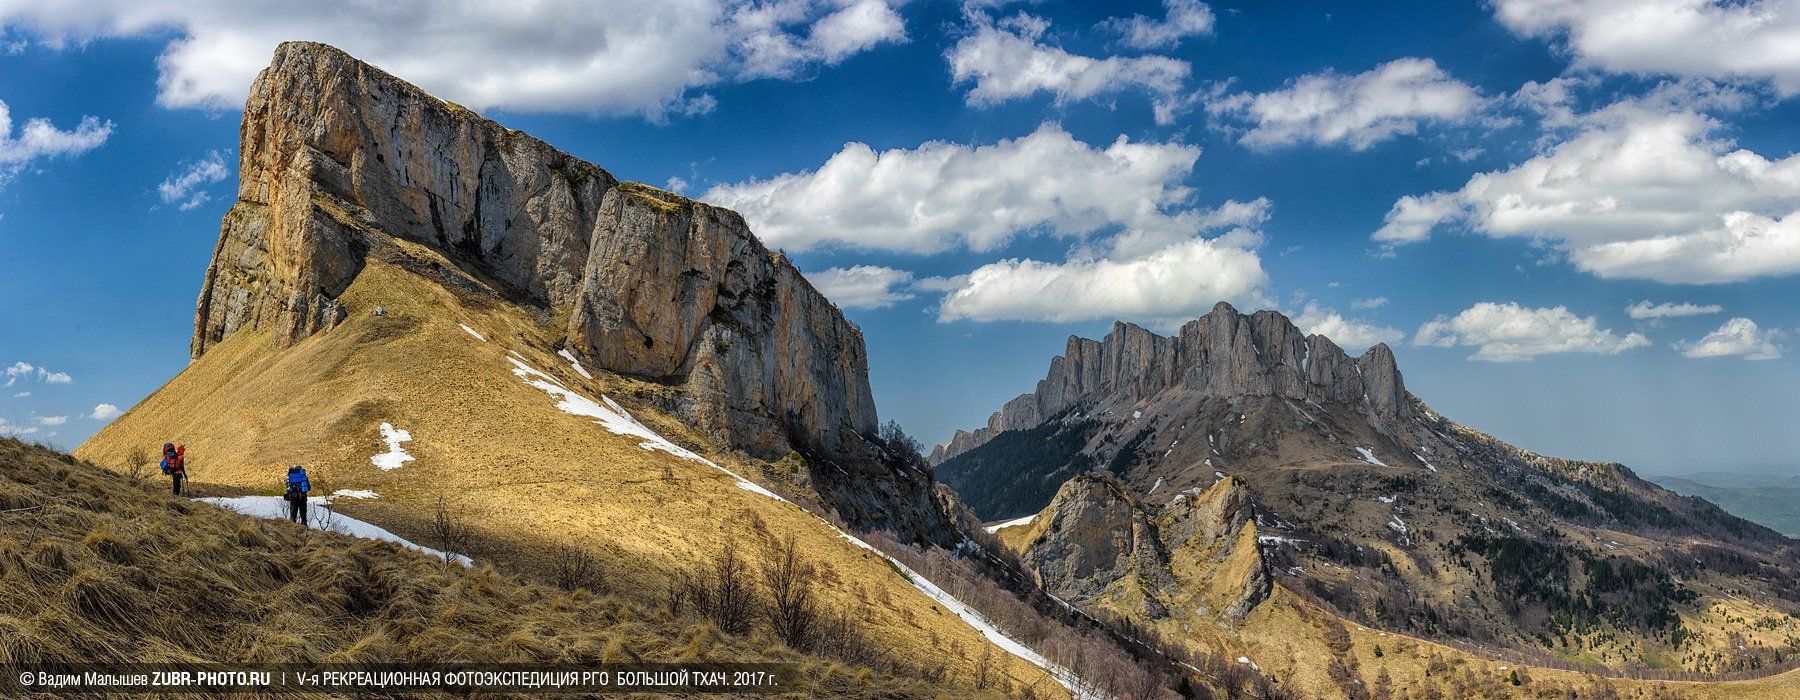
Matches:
[[286, 466, 311, 495]]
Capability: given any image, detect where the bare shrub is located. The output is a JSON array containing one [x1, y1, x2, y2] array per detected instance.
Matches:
[[758, 533, 819, 650], [123, 447, 152, 485], [678, 538, 756, 636], [429, 496, 475, 569], [552, 544, 601, 592]]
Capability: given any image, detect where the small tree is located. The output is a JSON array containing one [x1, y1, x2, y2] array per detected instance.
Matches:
[[430, 496, 475, 569], [679, 538, 755, 635], [878, 420, 924, 463]]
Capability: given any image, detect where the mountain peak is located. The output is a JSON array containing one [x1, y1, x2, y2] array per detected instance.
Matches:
[[931, 304, 1409, 464], [192, 42, 878, 464]]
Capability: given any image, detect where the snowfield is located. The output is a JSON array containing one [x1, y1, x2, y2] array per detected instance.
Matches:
[[458, 323, 487, 342], [557, 348, 594, 380], [197, 496, 471, 566], [370, 422, 416, 471]]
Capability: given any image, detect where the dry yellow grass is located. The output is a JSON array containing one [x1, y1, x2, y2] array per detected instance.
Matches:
[[75, 238, 1062, 697], [0, 437, 955, 697]]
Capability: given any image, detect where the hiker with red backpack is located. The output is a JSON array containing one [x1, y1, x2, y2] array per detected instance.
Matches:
[[283, 465, 311, 525], [160, 443, 188, 495]]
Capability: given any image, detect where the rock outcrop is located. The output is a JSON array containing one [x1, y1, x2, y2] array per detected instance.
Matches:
[[931, 302, 1409, 464], [1018, 473, 1270, 624], [194, 42, 876, 461]]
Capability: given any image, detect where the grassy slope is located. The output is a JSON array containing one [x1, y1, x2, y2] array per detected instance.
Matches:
[[74, 238, 1059, 697], [0, 438, 946, 697]]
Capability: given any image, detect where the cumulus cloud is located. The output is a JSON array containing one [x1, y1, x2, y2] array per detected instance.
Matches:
[[1101, 0, 1215, 50], [1625, 300, 1723, 319], [0, 0, 906, 118], [1351, 297, 1389, 310], [703, 123, 1217, 254], [1675, 317, 1785, 360], [936, 232, 1270, 326], [1415, 302, 1652, 362], [158, 150, 229, 210], [946, 13, 1189, 116], [0, 98, 112, 183], [1493, 0, 1800, 95], [1293, 301, 1403, 351], [1374, 104, 1800, 283], [31, 415, 65, 426], [806, 265, 918, 309], [1205, 58, 1486, 149], [88, 403, 122, 421], [0, 418, 37, 436]]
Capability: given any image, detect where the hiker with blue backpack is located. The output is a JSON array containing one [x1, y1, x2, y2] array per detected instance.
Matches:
[[283, 465, 311, 525], [160, 443, 187, 495]]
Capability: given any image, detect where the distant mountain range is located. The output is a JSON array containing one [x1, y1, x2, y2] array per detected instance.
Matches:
[[1649, 472, 1800, 537]]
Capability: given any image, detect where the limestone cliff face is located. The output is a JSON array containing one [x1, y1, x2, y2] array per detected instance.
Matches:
[[194, 42, 875, 460], [929, 302, 1409, 464], [1018, 473, 1270, 624]]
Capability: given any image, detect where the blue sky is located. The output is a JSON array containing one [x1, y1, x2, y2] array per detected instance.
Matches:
[[1, 1, 1797, 476]]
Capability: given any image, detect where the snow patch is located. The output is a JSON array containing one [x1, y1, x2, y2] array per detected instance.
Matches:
[[1148, 477, 1163, 495], [557, 348, 594, 380], [983, 514, 1037, 533], [1258, 535, 1303, 548], [332, 489, 379, 500], [1413, 452, 1438, 473], [1132, 410, 1142, 419], [458, 324, 486, 342], [198, 496, 470, 565], [370, 423, 416, 471], [1355, 446, 1387, 466], [1377, 495, 1397, 504]]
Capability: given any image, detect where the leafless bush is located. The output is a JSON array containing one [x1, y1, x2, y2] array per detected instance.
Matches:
[[123, 447, 152, 485], [677, 538, 756, 636], [552, 544, 601, 592], [759, 533, 819, 650], [430, 496, 475, 569]]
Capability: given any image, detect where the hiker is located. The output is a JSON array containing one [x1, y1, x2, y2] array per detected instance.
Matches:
[[160, 443, 187, 495], [284, 465, 312, 525]]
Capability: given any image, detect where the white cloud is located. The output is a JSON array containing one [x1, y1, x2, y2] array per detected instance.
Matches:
[[11, 391, 28, 398], [31, 415, 65, 426], [1415, 302, 1652, 362], [1375, 105, 1800, 283], [664, 176, 690, 194], [936, 233, 1269, 326], [1101, 0, 1215, 50], [1625, 300, 1723, 319], [0, 98, 112, 184], [703, 123, 1216, 254], [1493, 0, 1800, 95], [1206, 58, 1485, 149], [1675, 317, 1785, 360], [946, 13, 1189, 115], [0, 418, 38, 436], [158, 150, 229, 210], [806, 265, 918, 309], [1293, 301, 1403, 351], [2, 361, 69, 387], [1351, 297, 1389, 310], [0, 0, 906, 118], [88, 403, 122, 421]]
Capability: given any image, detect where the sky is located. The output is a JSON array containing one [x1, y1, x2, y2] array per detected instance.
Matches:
[[0, 0, 1797, 477]]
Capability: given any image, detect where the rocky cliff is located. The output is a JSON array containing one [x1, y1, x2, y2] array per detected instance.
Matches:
[[930, 302, 1409, 464], [1012, 473, 1270, 624], [194, 42, 876, 461]]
